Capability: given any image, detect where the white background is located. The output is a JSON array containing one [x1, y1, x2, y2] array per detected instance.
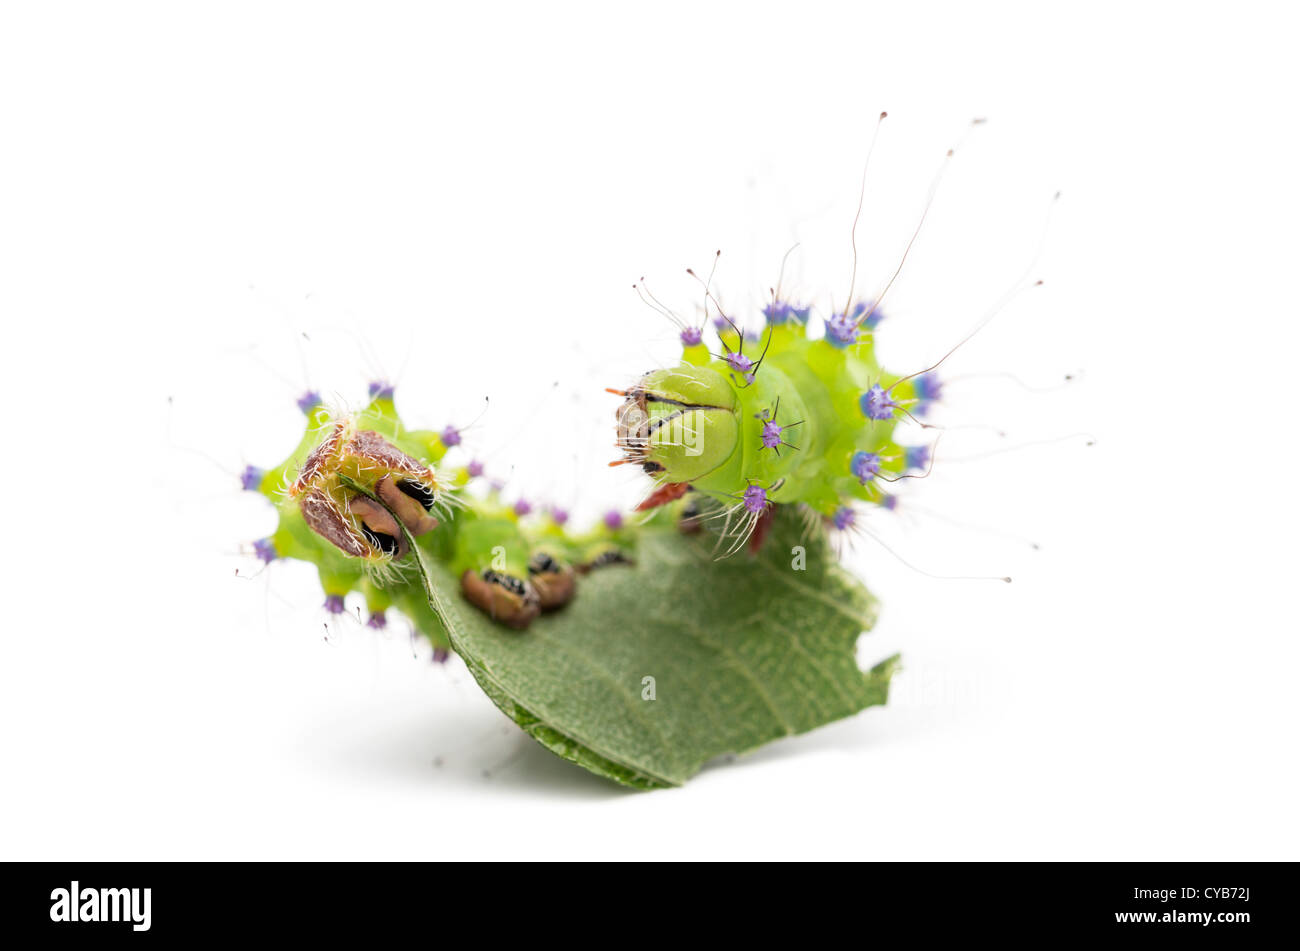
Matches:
[[2, 1, 1297, 860]]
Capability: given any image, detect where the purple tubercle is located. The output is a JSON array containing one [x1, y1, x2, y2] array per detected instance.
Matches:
[[367, 611, 387, 630], [761, 420, 783, 450], [826, 300, 883, 347], [860, 384, 899, 421], [832, 506, 856, 531], [858, 300, 884, 330], [466, 459, 485, 478], [253, 537, 278, 563], [844, 299, 883, 329], [762, 301, 791, 325], [913, 372, 943, 403], [680, 326, 703, 347], [297, 390, 322, 414], [603, 510, 624, 530], [432, 647, 451, 665], [550, 506, 570, 526], [240, 464, 265, 492], [368, 380, 395, 400], [323, 594, 346, 615], [712, 315, 730, 331], [513, 498, 533, 516], [824, 311, 859, 348], [850, 450, 882, 484], [489, 478, 506, 493], [742, 484, 768, 515], [880, 494, 899, 511], [905, 444, 931, 471], [440, 425, 462, 447], [726, 351, 754, 374]]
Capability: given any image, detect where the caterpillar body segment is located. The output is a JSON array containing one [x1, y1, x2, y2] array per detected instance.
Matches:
[[616, 301, 938, 548], [245, 387, 634, 635]]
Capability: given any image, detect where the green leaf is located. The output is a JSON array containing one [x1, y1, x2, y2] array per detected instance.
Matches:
[[407, 502, 897, 789]]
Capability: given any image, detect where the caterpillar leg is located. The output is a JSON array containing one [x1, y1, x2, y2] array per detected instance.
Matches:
[[459, 569, 541, 630], [527, 551, 577, 611], [457, 548, 577, 629], [635, 480, 691, 512], [576, 547, 633, 574], [677, 493, 705, 534], [449, 509, 586, 628]]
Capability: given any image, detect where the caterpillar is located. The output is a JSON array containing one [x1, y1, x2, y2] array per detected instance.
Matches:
[[611, 121, 1024, 555], [242, 383, 635, 634], [612, 290, 946, 552]]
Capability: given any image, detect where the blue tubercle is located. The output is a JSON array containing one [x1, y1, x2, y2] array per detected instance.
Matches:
[[850, 450, 882, 484], [240, 464, 265, 492], [860, 384, 899, 421], [297, 390, 322, 414], [824, 314, 857, 347], [825, 301, 883, 348], [913, 372, 942, 402], [762, 301, 810, 326], [858, 300, 885, 330]]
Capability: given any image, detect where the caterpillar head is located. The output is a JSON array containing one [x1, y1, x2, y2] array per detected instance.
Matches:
[[290, 417, 441, 563], [615, 365, 740, 483]]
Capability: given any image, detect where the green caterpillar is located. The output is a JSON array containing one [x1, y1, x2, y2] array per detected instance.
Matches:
[[614, 293, 938, 549], [242, 383, 635, 635]]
